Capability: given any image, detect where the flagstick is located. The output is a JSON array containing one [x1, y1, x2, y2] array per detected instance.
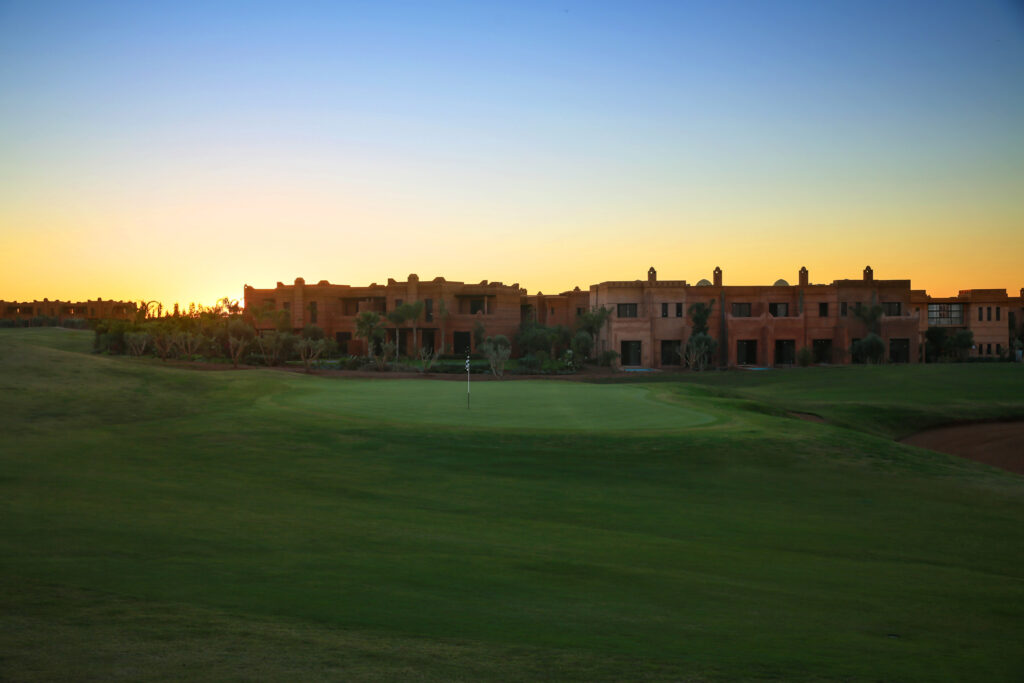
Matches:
[[465, 353, 471, 409]]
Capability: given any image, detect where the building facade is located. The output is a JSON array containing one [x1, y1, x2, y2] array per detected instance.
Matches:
[[243, 275, 530, 357], [0, 298, 135, 323], [244, 267, 1024, 367]]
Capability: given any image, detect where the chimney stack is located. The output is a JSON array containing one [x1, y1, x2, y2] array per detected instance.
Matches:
[[799, 266, 809, 287], [648, 266, 657, 283], [863, 266, 873, 281], [713, 266, 722, 287]]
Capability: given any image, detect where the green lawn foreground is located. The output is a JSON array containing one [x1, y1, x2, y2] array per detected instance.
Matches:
[[2, 328, 1023, 681]]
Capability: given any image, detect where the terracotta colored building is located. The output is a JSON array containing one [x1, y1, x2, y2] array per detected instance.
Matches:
[[594, 266, 925, 367], [244, 267, 1023, 367], [0, 298, 135, 323], [911, 287, 1023, 360], [243, 275, 528, 356]]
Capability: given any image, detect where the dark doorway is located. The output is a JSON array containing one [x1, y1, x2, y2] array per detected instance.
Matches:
[[737, 339, 758, 365], [620, 340, 642, 366], [453, 331, 472, 355], [812, 338, 833, 364], [889, 338, 910, 363], [774, 339, 796, 366], [421, 329, 435, 354], [335, 332, 352, 355], [660, 339, 682, 366]]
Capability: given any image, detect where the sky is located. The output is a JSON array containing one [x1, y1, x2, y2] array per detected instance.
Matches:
[[2, 0, 1023, 306]]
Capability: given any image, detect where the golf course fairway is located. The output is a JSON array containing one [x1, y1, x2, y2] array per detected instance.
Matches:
[[2, 328, 1023, 682]]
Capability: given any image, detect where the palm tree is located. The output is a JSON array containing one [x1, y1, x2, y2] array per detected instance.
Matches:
[[575, 306, 612, 359], [354, 311, 384, 358], [385, 308, 407, 357], [853, 303, 884, 335], [436, 299, 450, 354], [403, 301, 425, 356]]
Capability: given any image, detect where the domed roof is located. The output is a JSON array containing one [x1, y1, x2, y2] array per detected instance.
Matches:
[[773, 279, 790, 287], [696, 279, 712, 287]]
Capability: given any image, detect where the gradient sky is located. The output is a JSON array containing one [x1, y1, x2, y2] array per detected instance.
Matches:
[[2, 0, 1023, 306]]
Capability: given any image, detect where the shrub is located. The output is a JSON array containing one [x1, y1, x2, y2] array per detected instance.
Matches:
[[516, 322, 553, 357], [570, 330, 593, 361], [93, 319, 131, 354], [478, 335, 512, 377], [301, 324, 325, 340], [851, 333, 885, 364], [598, 349, 620, 367], [124, 331, 152, 357], [684, 333, 717, 371], [796, 346, 813, 367], [517, 354, 540, 372]]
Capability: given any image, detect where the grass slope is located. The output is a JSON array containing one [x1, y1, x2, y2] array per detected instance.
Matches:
[[2, 329, 1023, 681], [606, 363, 1024, 438]]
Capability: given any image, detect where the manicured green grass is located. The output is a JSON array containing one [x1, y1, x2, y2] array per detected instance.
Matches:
[[627, 363, 1024, 437], [2, 328, 1023, 681], [278, 378, 716, 431]]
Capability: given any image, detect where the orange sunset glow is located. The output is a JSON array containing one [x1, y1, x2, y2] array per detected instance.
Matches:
[[1, 2, 1022, 307]]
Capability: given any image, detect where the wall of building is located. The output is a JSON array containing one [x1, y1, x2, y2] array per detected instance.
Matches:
[[0, 298, 135, 322], [244, 275, 526, 356], [240, 266, 1022, 366]]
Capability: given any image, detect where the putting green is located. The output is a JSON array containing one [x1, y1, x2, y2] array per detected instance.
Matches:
[[275, 378, 716, 431]]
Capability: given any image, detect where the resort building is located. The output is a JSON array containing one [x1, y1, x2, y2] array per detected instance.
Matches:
[[243, 267, 1023, 367], [243, 275, 532, 357], [5, 268, 1018, 367], [0, 298, 135, 323]]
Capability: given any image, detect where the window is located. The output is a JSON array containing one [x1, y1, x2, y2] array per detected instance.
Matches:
[[818, 302, 829, 317], [425, 298, 433, 322], [987, 306, 992, 321], [453, 331, 471, 354], [841, 302, 848, 317], [550, 307, 554, 315], [928, 303, 963, 326], [987, 343, 992, 355], [283, 302, 291, 312], [996, 343, 1002, 355], [469, 298, 485, 314], [576, 307, 584, 316], [882, 302, 901, 316], [979, 306, 983, 321], [732, 303, 751, 317], [768, 303, 788, 317], [309, 301, 318, 324], [617, 303, 638, 318], [661, 303, 668, 318], [675, 303, 683, 317], [996, 307, 1001, 321]]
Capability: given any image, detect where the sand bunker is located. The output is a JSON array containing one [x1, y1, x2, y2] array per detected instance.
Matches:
[[902, 422, 1024, 474]]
